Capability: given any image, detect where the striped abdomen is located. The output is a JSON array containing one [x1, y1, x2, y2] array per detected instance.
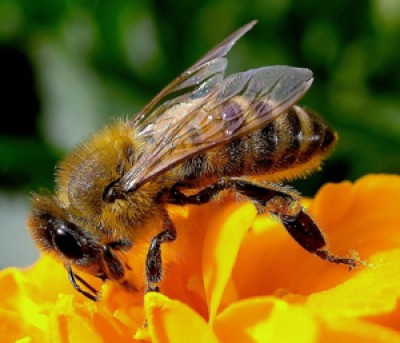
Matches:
[[178, 105, 337, 184]]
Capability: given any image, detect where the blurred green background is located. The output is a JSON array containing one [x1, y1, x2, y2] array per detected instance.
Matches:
[[0, 0, 399, 268]]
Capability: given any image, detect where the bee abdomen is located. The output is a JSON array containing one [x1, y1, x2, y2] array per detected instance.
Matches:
[[246, 105, 337, 175], [178, 105, 337, 183]]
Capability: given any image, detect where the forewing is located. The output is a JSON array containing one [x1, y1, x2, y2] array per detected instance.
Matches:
[[131, 20, 257, 128], [122, 66, 313, 191]]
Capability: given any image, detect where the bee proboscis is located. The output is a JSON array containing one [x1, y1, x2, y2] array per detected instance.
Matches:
[[28, 20, 360, 301]]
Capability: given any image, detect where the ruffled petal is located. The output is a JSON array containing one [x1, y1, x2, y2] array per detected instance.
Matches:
[[306, 249, 400, 321], [202, 201, 257, 322], [318, 317, 400, 342], [144, 292, 219, 343], [214, 297, 318, 343]]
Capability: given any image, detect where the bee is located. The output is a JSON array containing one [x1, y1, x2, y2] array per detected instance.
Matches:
[[28, 21, 359, 301]]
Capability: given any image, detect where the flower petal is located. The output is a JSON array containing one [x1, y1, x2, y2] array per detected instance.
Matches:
[[310, 174, 400, 257], [214, 297, 318, 343], [144, 292, 219, 343], [318, 317, 400, 342], [306, 249, 400, 319], [202, 200, 257, 322]]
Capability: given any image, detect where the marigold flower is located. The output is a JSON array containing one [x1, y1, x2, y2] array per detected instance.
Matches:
[[1, 174, 400, 342]]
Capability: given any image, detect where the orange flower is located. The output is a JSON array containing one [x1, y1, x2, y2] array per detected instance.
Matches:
[[1, 174, 400, 342]]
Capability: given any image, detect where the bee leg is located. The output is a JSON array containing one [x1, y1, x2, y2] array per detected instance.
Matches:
[[232, 180, 360, 270], [103, 245, 125, 280], [281, 210, 359, 270], [167, 179, 235, 205], [168, 179, 295, 206], [145, 216, 177, 293], [168, 179, 360, 269]]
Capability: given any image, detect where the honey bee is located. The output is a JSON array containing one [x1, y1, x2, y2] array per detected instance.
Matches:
[[28, 21, 359, 301]]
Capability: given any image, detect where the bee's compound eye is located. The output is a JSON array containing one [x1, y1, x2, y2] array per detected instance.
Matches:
[[54, 228, 85, 260]]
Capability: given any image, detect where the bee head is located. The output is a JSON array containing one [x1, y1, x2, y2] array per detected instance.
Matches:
[[27, 194, 131, 301]]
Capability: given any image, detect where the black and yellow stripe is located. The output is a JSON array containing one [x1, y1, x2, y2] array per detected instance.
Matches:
[[177, 100, 337, 184]]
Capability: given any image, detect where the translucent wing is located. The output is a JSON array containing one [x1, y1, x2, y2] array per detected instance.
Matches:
[[122, 65, 313, 191], [131, 20, 257, 128]]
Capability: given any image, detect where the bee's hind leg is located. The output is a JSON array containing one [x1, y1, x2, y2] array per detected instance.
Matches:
[[145, 216, 176, 293], [235, 180, 361, 270], [167, 178, 360, 270], [280, 209, 360, 269]]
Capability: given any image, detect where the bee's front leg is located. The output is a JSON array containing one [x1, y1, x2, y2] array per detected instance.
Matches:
[[145, 216, 177, 293]]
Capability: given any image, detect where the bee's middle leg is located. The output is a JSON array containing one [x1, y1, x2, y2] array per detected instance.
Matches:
[[168, 178, 359, 269]]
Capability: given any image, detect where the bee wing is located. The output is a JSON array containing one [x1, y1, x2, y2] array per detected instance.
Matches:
[[122, 65, 313, 191], [132, 20, 257, 128]]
